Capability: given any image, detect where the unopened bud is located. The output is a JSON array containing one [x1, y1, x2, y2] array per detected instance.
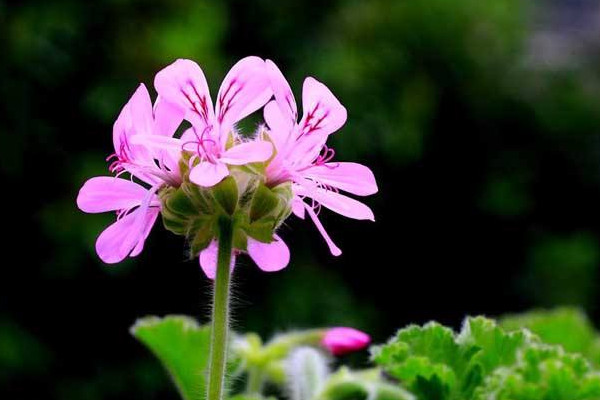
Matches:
[[322, 328, 370, 356]]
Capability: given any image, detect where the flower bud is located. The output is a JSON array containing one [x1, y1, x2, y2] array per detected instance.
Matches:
[[321, 328, 371, 356]]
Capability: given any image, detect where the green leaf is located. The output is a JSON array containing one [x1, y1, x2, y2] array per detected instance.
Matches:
[[500, 307, 600, 366], [130, 315, 211, 400], [372, 317, 530, 400], [458, 317, 528, 396], [474, 344, 600, 400]]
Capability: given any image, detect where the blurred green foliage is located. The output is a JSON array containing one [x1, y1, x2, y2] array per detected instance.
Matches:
[[0, 318, 51, 382], [307, 0, 527, 163], [524, 233, 600, 307], [501, 307, 600, 365]]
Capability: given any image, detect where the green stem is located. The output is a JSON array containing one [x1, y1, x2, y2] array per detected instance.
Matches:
[[207, 216, 234, 400], [246, 367, 264, 395]]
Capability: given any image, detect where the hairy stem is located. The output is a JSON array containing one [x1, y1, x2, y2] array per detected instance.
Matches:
[[207, 216, 234, 400]]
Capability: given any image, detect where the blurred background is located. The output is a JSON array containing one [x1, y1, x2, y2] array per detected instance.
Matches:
[[3, 0, 600, 397]]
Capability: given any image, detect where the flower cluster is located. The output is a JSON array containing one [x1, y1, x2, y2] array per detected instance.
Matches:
[[77, 56, 378, 277]]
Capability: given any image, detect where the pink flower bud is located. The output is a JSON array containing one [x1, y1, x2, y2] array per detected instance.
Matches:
[[321, 327, 370, 356]]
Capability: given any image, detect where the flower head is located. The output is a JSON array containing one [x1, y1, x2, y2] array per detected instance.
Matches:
[[76, 84, 184, 263], [262, 60, 378, 256], [77, 56, 378, 277]]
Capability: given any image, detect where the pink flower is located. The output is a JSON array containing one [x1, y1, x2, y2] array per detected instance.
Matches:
[[76, 84, 184, 263], [321, 327, 371, 356], [138, 57, 275, 187], [263, 60, 378, 256]]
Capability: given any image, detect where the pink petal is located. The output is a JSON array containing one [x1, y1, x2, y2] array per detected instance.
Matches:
[[95, 205, 158, 264], [264, 101, 293, 152], [303, 202, 342, 256], [265, 59, 297, 123], [180, 127, 196, 143], [216, 56, 272, 140], [298, 77, 347, 138], [129, 84, 155, 138], [288, 131, 328, 167], [304, 162, 378, 196], [154, 59, 215, 133], [247, 235, 290, 272], [291, 196, 306, 219], [321, 327, 370, 356], [295, 186, 375, 221], [130, 207, 160, 257], [129, 134, 183, 152], [220, 141, 273, 165], [112, 95, 132, 154], [77, 177, 148, 213], [112, 85, 155, 166], [199, 240, 236, 280], [189, 161, 230, 187], [153, 96, 185, 137]]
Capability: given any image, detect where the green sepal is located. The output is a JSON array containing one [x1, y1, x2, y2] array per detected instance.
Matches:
[[238, 162, 268, 181], [161, 212, 190, 236], [230, 213, 249, 251], [189, 217, 216, 255], [244, 218, 277, 243], [181, 181, 215, 215], [250, 184, 280, 222], [164, 185, 198, 217], [271, 182, 294, 225], [159, 187, 191, 235], [213, 176, 239, 215], [233, 229, 248, 252]]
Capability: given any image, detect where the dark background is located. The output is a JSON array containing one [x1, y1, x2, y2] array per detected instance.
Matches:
[[3, 0, 600, 398]]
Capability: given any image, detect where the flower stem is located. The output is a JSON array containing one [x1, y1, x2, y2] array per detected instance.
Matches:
[[207, 216, 234, 400]]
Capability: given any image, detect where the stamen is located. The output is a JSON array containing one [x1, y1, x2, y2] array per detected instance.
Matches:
[[304, 202, 342, 256], [108, 135, 134, 173], [181, 125, 219, 164], [313, 145, 337, 167]]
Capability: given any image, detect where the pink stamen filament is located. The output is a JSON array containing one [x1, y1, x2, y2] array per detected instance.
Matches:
[[107, 135, 135, 174], [303, 201, 342, 256], [181, 125, 219, 164], [313, 145, 337, 167]]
